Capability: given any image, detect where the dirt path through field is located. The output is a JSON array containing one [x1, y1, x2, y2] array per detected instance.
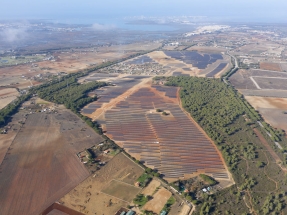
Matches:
[[254, 128, 287, 172], [262, 150, 279, 192], [89, 77, 152, 120]]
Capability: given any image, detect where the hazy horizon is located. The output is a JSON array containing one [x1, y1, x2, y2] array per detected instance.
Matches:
[[1, 0, 287, 24]]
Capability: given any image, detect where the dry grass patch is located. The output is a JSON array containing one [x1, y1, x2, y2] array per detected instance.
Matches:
[[143, 187, 172, 214], [102, 180, 141, 202], [141, 179, 161, 196]]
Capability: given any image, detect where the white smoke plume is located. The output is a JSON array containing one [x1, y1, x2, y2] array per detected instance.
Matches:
[[0, 27, 28, 43]]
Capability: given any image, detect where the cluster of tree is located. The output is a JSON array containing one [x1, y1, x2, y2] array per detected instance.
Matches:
[[137, 173, 153, 187], [162, 196, 176, 212], [241, 143, 257, 160], [239, 177, 257, 190], [133, 194, 150, 207], [220, 144, 240, 171], [261, 194, 284, 215], [200, 201, 212, 215], [165, 76, 286, 147], [145, 167, 160, 177], [166, 76, 248, 144], [34, 76, 107, 112], [0, 93, 31, 127], [199, 174, 218, 186]]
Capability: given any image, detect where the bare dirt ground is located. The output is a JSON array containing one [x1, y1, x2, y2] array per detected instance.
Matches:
[[187, 46, 226, 53], [245, 96, 287, 131], [60, 153, 144, 215], [0, 41, 160, 89], [141, 179, 161, 196], [179, 205, 192, 215], [245, 96, 287, 110], [142, 187, 172, 214], [169, 203, 191, 215], [0, 108, 103, 215], [260, 62, 282, 71], [0, 87, 19, 109]]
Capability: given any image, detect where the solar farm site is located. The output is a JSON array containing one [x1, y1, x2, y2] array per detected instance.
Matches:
[[87, 83, 229, 182], [163, 51, 223, 69]]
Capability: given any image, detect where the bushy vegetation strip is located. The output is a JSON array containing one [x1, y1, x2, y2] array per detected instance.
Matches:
[[164, 76, 287, 214]]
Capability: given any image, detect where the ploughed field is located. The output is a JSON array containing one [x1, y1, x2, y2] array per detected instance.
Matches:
[[94, 85, 228, 181], [0, 109, 103, 215]]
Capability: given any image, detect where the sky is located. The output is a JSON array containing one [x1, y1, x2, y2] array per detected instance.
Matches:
[[1, 0, 287, 23]]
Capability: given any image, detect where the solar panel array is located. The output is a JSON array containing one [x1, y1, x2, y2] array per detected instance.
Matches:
[[101, 86, 228, 180], [164, 51, 223, 69], [82, 77, 146, 114], [126, 55, 155, 65], [206, 63, 227, 77]]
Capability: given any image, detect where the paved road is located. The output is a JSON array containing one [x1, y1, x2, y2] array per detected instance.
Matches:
[[223, 51, 239, 83]]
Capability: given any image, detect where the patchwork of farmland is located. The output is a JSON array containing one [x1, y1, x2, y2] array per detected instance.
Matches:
[[230, 69, 287, 97], [260, 62, 282, 72], [96, 85, 228, 181], [0, 109, 103, 215]]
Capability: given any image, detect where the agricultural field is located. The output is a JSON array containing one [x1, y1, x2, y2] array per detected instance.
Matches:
[[0, 87, 19, 109], [0, 41, 160, 90], [141, 179, 161, 196], [84, 80, 230, 182], [102, 180, 141, 202], [142, 187, 172, 214], [0, 55, 46, 67], [229, 69, 287, 97], [245, 96, 287, 132], [0, 106, 103, 215], [260, 62, 283, 71], [60, 152, 144, 214]]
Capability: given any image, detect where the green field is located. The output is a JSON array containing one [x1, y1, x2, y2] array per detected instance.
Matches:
[[0, 55, 46, 67]]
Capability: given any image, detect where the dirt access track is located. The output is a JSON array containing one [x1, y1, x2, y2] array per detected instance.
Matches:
[[0, 108, 103, 215]]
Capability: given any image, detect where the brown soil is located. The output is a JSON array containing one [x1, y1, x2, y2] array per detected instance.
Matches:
[[42, 203, 84, 215], [0, 88, 19, 109], [245, 96, 287, 110], [141, 179, 161, 196], [143, 187, 172, 214], [0, 109, 103, 215], [260, 62, 282, 72], [245, 96, 287, 131], [60, 153, 144, 215]]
